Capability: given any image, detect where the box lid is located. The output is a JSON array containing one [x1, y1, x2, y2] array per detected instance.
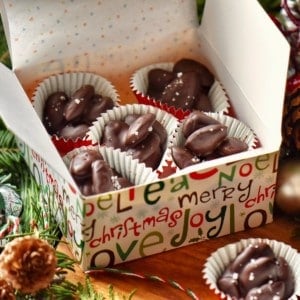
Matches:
[[0, 0, 199, 100], [200, 0, 290, 139]]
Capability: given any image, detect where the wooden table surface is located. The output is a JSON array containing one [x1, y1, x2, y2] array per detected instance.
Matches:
[[58, 212, 300, 299]]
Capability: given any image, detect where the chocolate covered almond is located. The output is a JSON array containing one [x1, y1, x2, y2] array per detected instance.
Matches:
[[126, 132, 162, 169], [69, 149, 103, 182], [185, 124, 227, 156], [101, 120, 129, 150], [91, 159, 114, 194], [182, 111, 220, 138], [59, 123, 90, 139], [43, 91, 68, 134], [83, 95, 114, 125], [124, 113, 156, 147], [64, 84, 95, 121], [173, 58, 214, 89], [160, 72, 202, 110], [147, 68, 175, 97], [218, 137, 248, 156], [170, 146, 200, 169]]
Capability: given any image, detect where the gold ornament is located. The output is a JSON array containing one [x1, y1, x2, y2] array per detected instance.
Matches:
[[0, 236, 57, 295], [275, 158, 300, 216]]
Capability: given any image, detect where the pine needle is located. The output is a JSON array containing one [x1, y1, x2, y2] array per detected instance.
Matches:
[[0, 119, 136, 299]]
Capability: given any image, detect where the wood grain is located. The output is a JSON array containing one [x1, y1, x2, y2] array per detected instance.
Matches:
[[58, 212, 300, 299]]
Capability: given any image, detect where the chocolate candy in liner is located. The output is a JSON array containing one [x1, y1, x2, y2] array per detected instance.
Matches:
[[245, 281, 285, 300], [64, 84, 95, 122], [91, 159, 114, 194], [185, 124, 227, 156], [78, 180, 94, 197], [99, 111, 169, 169], [152, 120, 168, 150], [126, 132, 162, 169], [275, 256, 295, 298], [193, 91, 213, 112], [124, 113, 156, 147], [123, 113, 140, 125], [83, 95, 115, 125], [240, 255, 294, 298], [43, 91, 68, 135], [67, 148, 136, 196], [147, 68, 175, 98], [160, 72, 201, 110], [217, 273, 240, 299], [229, 243, 275, 274], [182, 110, 220, 138], [204, 239, 298, 300], [59, 123, 90, 139], [239, 256, 279, 296], [217, 137, 248, 156], [122, 113, 168, 150], [170, 146, 200, 169], [69, 149, 103, 182], [102, 120, 129, 150], [173, 58, 214, 89], [113, 176, 133, 190]]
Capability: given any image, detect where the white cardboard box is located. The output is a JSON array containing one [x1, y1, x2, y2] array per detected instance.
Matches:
[[0, 0, 290, 270]]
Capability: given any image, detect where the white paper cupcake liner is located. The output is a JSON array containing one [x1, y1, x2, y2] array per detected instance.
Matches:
[[31, 72, 120, 155], [204, 112, 258, 148], [130, 62, 231, 119], [164, 112, 258, 173], [87, 103, 179, 173], [63, 145, 158, 196], [32, 72, 120, 120], [202, 238, 300, 300]]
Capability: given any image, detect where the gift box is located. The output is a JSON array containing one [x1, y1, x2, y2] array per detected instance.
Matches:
[[0, 0, 290, 270]]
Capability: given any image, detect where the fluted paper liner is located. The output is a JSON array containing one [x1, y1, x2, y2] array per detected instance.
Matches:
[[164, 112, 258, 174], [87, 103, 179, 173], [32, 72, 120, 155], [130, 62, 231, 120], [202, 238, 300, 300], [63, 145, 158, 195]]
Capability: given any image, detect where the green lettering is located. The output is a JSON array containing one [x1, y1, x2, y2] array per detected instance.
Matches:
[[170, 175, 189, 192], [144, 182, 164, 205], [171, 209, 189, 247], [140, 231, 164, 257], [206, 206, 227, 238], [218, 166, 236, 186], [97, 193, 113, 210], [116, 240, 139, 261], [255, 154, 269, 171]]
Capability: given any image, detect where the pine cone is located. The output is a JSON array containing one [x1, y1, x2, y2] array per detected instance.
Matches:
[[282, 87, 300, 156], [0, 278, 15, 300], [0, 236, 57, 294]]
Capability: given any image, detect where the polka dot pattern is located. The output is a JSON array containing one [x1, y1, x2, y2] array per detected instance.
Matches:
[[1, 1, 204, 101]]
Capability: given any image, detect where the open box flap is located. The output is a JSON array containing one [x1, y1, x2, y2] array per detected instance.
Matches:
[[0, 0, 198, 71], [200, 0, 290, 136], [0, 63, 75, 184]]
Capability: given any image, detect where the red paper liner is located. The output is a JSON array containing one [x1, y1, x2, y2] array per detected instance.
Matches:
[[130, 62, 231, 120], [51, 135, 94, 156], [32, 72, 120, 156]]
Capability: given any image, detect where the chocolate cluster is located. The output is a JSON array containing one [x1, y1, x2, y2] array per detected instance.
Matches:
[[146, 58, 214, 112], [69, 149, 133, 196], [217, 242, 295, 299], [171, 111, 248, 169], [43, 84, 115, 139], [101, 112, 167, 169]]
